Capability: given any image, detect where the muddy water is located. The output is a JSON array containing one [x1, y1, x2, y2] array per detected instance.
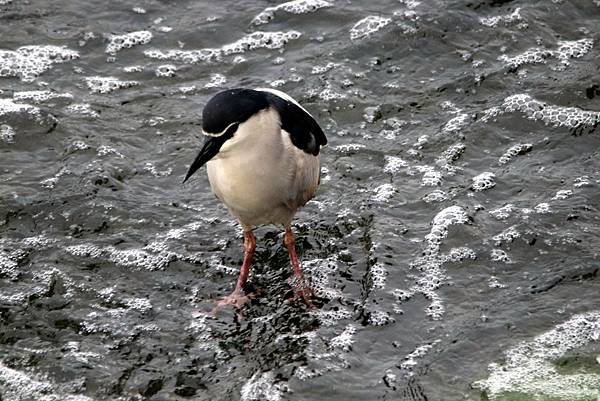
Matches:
[[1, 0, 600, 400]]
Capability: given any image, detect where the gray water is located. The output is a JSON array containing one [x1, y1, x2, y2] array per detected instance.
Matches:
[[1, 0, 600, 400]]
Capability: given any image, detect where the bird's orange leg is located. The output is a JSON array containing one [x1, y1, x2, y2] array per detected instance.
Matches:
[[214, 230, 256, 310], [284, 228, 314, 307]]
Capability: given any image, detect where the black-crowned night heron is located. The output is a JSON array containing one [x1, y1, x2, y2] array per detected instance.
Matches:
[[183, 88, 327, 308]]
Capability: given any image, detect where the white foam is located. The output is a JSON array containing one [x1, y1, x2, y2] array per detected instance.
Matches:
[[13, 90, 73, 103], [106, 31, 153, 54], [499, 143, 532, 164], [204, 73, 227, 88], [144, 31, 301, 63], [252, 0, 332, 25], [442, 113, 471, 134], [400, 341, 440, 377], [480, 8, 523, 27], [499, 38, 593, 71], [329, 324, 356, 350], [534, 202, 551, 214], [155, 64, 176, 77], [552, 189, 573, 200], [65, 103, 99, 118], [490, 249, 512, 263], [492, 226, 520, 246], [472, 172, 496, 191], [240, 371, 286, 401], [395, 206, 470, 319], [383, 155, 409, 174], [350, 16, 392, 40], [499, 93, 600, 129], [371, 183, 396, 202], [85, 76, 138, 94], [0, 124, 15, 143], [473, 311, 600, 399], [489, 204, 515, 220], [0, 45, 79, 82], [422, 190, 448, 203], [0, 362, 94, 401], [436, 143, 465, 172]]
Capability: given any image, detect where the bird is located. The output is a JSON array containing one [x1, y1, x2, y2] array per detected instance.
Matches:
[[183, 88, 327, 308]]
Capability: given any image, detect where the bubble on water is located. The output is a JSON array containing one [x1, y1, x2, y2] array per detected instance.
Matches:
[[350, 16, 392, 40], [472, 172, 496, 191], [399, 341, 440, 377], [241, 370, 287, 401], [0, 249, 19, 280], [534, 202, 551, 214], [436, 143, 465, 172], [492, 226, 520, 246], [489, 204, 515, 220], [0, 97, 41, 118], [426, 206, 469, 249], [155, 64, 176, 77], [330, 324, 356, 351], [334, 143, 365, 153], [317, 83, 346, 101], [370, 262, 388, 289], [418, 167, 442, 187], [144, 31, 301, 64], [0, 124, 15, 143], [13, 90, 73, 103], [442, 113, 472, 134], [97, 145, 124, 158], [499, 38, 593, 71], [574, 176, 592, 187], [498, 143, 532, 165], [367, 309, 395, 326], [490, 249, 512, 263], [123, 297, 152, 313], [65, 103, 99, 118], [480, 7, 523, 27], [312, 308, 353, 326], [422, 190, 448, 203], [144, 162, 172, 177], [473, 311, 600, 399], [252, 0, 332, 25], [488, 275, 507, 289], [66, 242, 175, 270], [383, 155, 408, 174], [311, 62, 338, 74], [85, 76, 139, 94], [371, 183, 396, 203], [395, 206, 470, 319], [443, 247, 476, 263], [0, 45, 79, 82], [0, 362, 95, 401], [204, 73, 227, 88], [304, 257, 342, 299], [105, 31, 153, 55], [552, 189, 573, 200]]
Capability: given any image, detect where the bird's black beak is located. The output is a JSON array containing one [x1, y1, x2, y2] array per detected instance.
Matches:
[[183, 123, 238, 183], [182, 137, 222, 183]]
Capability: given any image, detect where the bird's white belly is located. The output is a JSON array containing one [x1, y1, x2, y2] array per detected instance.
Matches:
[[205, 108, 321, 228]]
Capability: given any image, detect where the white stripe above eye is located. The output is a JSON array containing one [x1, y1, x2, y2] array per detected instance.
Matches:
[[255, 87, 315, 118], [202, 121, 238, 137]]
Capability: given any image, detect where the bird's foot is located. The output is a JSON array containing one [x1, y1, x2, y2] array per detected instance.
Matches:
[[211, 290, 253, 315], [292, 282, 315, 309]]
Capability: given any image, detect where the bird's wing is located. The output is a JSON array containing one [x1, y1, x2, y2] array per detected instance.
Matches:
[[256, 88, 327, 156]]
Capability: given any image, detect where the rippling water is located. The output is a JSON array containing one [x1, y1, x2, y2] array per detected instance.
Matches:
[[1, 0, 600, 400]]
